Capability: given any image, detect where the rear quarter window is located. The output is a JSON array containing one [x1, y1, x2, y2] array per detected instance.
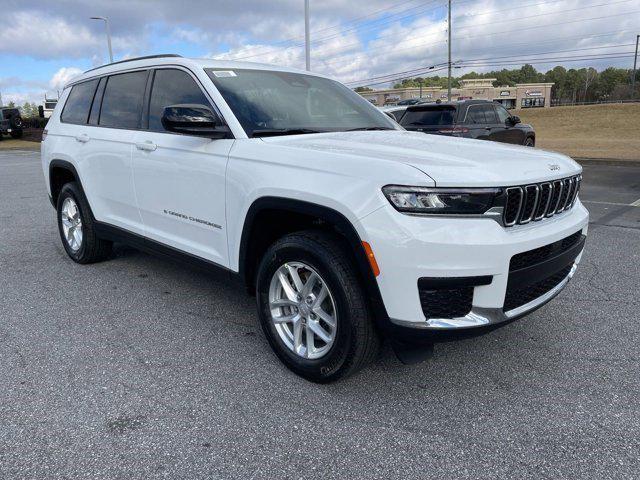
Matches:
[[61, 79, 99, 124]]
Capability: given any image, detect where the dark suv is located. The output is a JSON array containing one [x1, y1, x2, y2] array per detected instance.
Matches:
[[398, 100, 535, 147], [0, 108, 24, 139]]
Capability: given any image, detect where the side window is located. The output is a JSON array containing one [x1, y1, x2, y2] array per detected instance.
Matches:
[[61, 79, 99, 124], [495, 105, 511, 124], [466, 106, 487, 124], [99, 70, 148, 129], [482, 104, 499, 124], [148, 69, 211, 132]]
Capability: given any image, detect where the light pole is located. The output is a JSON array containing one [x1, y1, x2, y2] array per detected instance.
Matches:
[[447, 0, 452, 101], [632, 34, 639, 99], [304, 0, 310, 71], [90, 16, 113, 63]]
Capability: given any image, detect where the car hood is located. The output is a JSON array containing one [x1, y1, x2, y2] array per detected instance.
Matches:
[[260, 130, 580, 187]]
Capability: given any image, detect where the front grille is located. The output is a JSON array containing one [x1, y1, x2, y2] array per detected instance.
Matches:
[[419, 287, 473, 319], [503, 264, 572, 311], [509, 231, 583, 271], [503, 175, 581, 226]]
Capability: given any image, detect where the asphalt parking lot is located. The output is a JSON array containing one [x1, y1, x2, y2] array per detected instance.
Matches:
[[1, 150, 638, 479]]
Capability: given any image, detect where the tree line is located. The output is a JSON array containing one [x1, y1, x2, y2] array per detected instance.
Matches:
[[356, 64, 640, 103]]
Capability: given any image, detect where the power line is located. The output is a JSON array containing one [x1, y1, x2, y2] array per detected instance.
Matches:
[[326, 26, 637, 71], [219, 0, 426, 60], [348, 52, 637, 87], [344, 43, 636, 86], [314, 0, 628, 59], [225, 0, 443, 61]]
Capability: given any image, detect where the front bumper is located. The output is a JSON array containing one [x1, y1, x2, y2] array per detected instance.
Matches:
[[358, 199, 589, 331]]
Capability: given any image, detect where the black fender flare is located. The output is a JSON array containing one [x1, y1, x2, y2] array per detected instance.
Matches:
[[238, 197, 391, 327]]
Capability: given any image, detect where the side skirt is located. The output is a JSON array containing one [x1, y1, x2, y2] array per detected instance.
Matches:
[[93, 221, 243, 287]]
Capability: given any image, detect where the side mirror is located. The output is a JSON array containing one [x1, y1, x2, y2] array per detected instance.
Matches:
[[509, 115, 521, 125], [161, 104, 230, 139]]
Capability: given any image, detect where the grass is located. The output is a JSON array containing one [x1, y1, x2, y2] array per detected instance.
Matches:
[[0, 138, 40, 150], [517, 103, 640, 161]]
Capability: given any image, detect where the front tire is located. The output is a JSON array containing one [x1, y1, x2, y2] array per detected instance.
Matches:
[[524, 137, 535, 147], [256, 231, 380, 383], [10, 129, 23, 139], [57, 182, 112, 264]]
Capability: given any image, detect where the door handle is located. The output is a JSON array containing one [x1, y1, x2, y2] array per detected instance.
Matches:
[[485, 127, 492, 130], [75, 134, 90, 143], [135, 141, 157, 152]]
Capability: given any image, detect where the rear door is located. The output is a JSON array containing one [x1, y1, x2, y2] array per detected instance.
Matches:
[[464, 104, 495, 140], [131, 67, 232, 266], [78, 70, 148, 235]]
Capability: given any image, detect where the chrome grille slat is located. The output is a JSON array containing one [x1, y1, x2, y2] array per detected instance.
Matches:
[[503, 175, 581, 227]]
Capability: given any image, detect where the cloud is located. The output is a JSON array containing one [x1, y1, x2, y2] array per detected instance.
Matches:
[[50, 67, 83, 90], [0, 0, 638, 92]]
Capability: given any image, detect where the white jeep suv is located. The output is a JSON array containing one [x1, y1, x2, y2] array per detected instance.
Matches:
[[42, 55, 588, 382]]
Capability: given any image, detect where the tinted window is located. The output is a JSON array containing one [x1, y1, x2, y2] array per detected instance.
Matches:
[[390, 109, 406, 121], [400, 107, 456, 126], [466, 105, 497, 124], [88, 77, 107, 125], [495, 105, 511, 123], [99, 71, 148, 129], [61, 79, 99, 124], [148, 69, 211, 132]]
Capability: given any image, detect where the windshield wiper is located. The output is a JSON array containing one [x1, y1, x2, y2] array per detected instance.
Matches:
[[252, 128, 325, 137], [345, 126, 395, 131]]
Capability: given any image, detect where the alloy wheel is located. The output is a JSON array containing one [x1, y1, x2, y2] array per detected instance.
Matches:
[[61, 197, 83, 252], [268, 262, 337, 360]]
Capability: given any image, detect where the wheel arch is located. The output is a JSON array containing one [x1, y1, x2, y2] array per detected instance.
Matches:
[[238, 197, 390, 326], [49, 160, 86, 208]]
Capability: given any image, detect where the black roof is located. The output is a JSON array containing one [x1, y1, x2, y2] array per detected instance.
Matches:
[[405, 99, 494, 111]]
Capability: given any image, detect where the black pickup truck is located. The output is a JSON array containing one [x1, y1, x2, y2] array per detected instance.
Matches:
[[0, 107, 24, 139], [398, 99, 536, 147]]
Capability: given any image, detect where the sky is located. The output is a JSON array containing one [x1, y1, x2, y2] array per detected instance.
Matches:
[[1, 0, 639, 106]]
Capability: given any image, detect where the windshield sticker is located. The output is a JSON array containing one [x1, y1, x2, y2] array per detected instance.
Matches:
[[211, 70, 237, 78]]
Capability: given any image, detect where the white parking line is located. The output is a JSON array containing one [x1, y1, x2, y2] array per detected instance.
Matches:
[[582, 200, 639, 207]]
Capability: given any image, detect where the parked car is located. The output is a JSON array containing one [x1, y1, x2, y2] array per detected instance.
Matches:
[[399, 100, 535, 147], [0, 107, 24, 139], [41, 55, 587, 382], [396, 98, 430, 106]]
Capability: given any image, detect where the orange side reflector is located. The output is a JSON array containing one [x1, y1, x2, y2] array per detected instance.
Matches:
[[361, 241, 380, 277]]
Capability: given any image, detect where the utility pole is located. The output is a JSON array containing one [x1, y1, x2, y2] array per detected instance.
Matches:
[[632, 34, 639, 99], [90, 16, 114, 63], [304, 0, 311, 71], [447, 0, 452, 101]]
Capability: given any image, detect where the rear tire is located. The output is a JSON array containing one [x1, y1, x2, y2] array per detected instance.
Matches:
[[57, 182, 112, 264], [256, 230, 380, 383]]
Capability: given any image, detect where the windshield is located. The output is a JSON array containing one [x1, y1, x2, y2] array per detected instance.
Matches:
[[400, 107, 456, 126], [205, 68, 396, 137]]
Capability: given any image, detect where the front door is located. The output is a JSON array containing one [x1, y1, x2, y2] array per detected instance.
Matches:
[[131, 67, 232, 267], [492, 104, 525, 145]]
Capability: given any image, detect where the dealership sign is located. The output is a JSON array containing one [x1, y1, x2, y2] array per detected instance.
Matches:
[[526, 90, 543, 97], [500, 90, 511, 96]]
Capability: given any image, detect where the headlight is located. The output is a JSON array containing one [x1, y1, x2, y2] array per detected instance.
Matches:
[[382, 185, 500, 215]]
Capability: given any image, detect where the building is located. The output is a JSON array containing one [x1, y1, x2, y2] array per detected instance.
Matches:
[[358, 78, 554, 109]]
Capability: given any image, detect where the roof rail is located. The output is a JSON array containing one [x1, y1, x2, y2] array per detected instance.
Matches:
[[83, 54, 183, 74]]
